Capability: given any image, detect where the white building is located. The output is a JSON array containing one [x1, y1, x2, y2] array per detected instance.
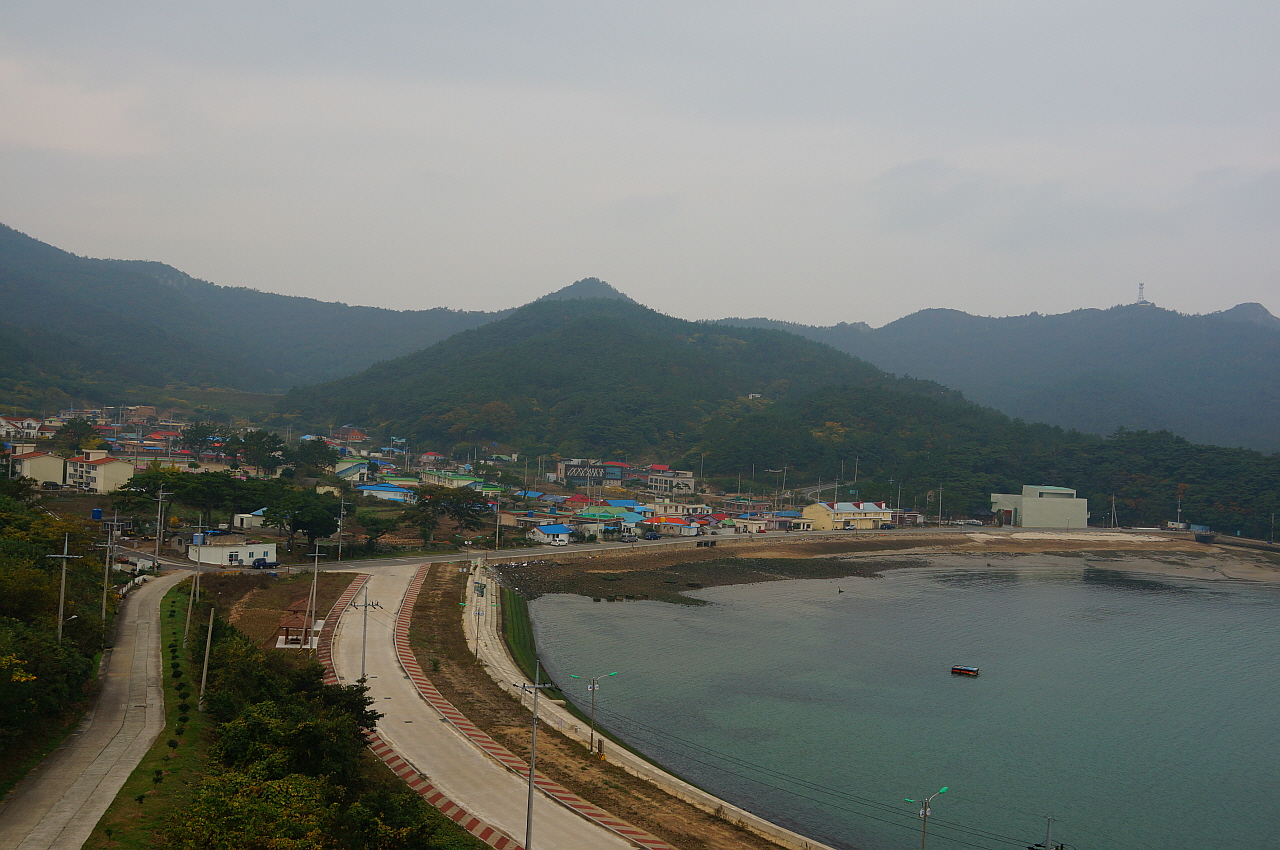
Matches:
[[991, 485, 1089, 529], [9, 447, 66, 484], [188, 540, 278, 566]]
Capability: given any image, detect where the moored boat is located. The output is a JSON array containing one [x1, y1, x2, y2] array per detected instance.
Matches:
[[950, 665, 981, 676]]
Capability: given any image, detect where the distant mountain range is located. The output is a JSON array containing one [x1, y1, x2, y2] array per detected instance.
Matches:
[[0, 223, 502, 404], [3, 221, 1278, 453], [716, 302, 1280, 452]]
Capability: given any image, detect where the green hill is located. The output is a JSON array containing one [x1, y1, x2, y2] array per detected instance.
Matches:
[[717, 302, 1280, 452], [282, 294, 961, 456]]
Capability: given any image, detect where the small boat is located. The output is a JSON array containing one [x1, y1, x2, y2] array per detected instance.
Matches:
[[950, 665, 981, 676]]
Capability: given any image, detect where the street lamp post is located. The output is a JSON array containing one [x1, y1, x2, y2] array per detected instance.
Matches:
[[904, 786, 947, 850], [513, 664, 555, 850], [568, 671, 618, 754]]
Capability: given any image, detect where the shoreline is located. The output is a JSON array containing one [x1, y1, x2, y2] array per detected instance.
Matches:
[[487, 530, 1280, 607]]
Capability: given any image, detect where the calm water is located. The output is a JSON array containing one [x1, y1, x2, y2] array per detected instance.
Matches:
[[529, 558, 1280, 850]]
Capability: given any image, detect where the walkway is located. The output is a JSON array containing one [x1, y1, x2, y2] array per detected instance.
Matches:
[[0, 570, 184, 850], [329, 565, 637, 850]]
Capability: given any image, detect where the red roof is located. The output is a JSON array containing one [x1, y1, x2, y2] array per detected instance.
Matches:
[[12, 451, 54, 460], [649, 464, 671, 471]]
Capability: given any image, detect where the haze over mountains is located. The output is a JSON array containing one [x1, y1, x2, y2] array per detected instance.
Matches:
[[2, 222, 1279, 453]]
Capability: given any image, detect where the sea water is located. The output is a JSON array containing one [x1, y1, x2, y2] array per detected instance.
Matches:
[[529, 558, 1280, 850]]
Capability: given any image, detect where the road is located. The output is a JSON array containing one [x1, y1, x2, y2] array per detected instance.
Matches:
[[329, 566, 633, 850], [0, 571, 184, 850]]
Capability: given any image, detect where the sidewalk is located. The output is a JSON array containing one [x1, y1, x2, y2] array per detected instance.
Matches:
[[0, 571, 185, 850], [329, 566, 634, 850]]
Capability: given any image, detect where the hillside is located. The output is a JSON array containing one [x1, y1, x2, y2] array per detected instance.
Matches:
[[0, 223, 502, 409], [717, 303, 1280, 451], [281, 294, 963, 456]]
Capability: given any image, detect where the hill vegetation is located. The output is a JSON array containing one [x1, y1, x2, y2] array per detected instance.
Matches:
[[717, 302, 1280, 452], [0, 223, 501, 412]]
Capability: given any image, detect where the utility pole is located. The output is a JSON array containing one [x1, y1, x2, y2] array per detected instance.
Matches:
[[153, 489, 173, 567], [301, 548, 325, 655], [904, 786, 947, 850], [50, 533, 82, 644], [514, 663, 554, 850], [336, 497, 348, 562], [352, 584, 382, 680], [198, 605, 215, 712], [568, 671, 618, 754]]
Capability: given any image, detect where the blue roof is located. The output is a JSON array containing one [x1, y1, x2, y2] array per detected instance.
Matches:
[[535, 524, 573, 534], [775, 511, 803, 517], [357, 483, 411, 493], [540, 495, 567, 503], [515, 491, 544, 498], [618, 512, 646, 523], [605, 499, 641, 508]]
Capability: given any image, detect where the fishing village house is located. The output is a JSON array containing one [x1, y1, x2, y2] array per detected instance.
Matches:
[[802, 500, 894, 530]]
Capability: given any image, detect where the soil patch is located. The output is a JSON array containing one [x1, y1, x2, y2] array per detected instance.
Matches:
[[488, 532, 1215, 603], [410, 565, 790, 850], [196, 571, 352, 647]]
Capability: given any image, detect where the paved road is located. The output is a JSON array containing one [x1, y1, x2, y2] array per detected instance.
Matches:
[[330, 566, 632, 850], [0, 570, 184, 850]]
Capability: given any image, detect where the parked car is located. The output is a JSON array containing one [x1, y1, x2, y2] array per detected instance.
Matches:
[[620, 534, 639, 542], [643, 532, 661, 540], [548, 538, 568, 546], [40, 481, 62, 490], [252, 558, 280, 569], [880, 523, 896, 530]]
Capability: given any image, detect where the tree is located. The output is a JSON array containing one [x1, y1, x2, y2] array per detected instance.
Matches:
[[405, 486, 489, 543], [178, 421, 225, 457], [238, 430, 287, 474], [290, 439, 340, 473], [50, 418, 99, 455], [355, 511, 399, 552]]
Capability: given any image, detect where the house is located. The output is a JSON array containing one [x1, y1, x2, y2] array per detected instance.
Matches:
[[332, 426, 369, 443], [0, 416, 45, 440], [232, 508, 267, 529], [642, 516, 699, 536], [8, 448, 66, 484], [802, 501, 893, 531], [189, 539, 278, 567], [991, 486, 1088, 529], [66, 450, 136, 494], [645, 501, 712, 517], [356, 483, 417, 503], [529, 524, 573, 544]]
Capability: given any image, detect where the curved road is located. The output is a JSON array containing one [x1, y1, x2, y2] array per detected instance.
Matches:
[[0, 570, 184, 850]]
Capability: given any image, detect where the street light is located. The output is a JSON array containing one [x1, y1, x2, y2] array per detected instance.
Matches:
[[568, 671, 618, 754], [513, 664, 555, 850], [904, 786, 947, 850]]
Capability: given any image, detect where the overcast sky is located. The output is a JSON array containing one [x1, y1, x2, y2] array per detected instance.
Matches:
[[2, 2, 1277, 326]]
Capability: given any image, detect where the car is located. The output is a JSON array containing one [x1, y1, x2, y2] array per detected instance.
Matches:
[[548, 538, 568, 546], [619, 534, 639, 543], [880, 523, 896, 530], [40, 481, 62, 490], [643, 532, 661, 540], [252, 558, 280, 568]]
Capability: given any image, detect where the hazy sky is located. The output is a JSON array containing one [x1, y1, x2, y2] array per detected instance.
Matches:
[[2, 2, 1277, 326]]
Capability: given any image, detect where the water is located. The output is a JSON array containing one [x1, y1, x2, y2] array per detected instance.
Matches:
[[529, 557, 1280, 850]]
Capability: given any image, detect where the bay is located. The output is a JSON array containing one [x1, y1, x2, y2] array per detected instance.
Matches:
[[529, 556, 1280, 850]]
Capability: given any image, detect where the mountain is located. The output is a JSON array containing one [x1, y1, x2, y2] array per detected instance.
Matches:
[[281, 294, 963, 456], [717, 303, 1280, 451], [0, 223, 504, 408]]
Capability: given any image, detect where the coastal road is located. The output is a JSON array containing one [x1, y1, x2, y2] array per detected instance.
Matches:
[[0, 570, 184, 850], [329, 565, 633, 850]]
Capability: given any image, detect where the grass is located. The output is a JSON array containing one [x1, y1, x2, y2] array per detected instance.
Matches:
[[0, 705, 93, 801], [83, 580, 214, 848]]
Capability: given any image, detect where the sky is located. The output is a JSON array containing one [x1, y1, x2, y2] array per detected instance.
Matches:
[[2, 2, 1278, 327]]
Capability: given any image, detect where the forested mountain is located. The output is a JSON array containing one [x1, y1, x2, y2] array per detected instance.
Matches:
[[0, 223, 502, 407], [281, 294, 962, 457], [717, 302, 1280, 452]]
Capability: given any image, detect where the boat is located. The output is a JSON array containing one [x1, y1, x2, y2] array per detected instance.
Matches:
[[950, 665, 981, 676]]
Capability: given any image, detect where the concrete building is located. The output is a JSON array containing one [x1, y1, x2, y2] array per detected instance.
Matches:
[[8, 447, 66, 485], [66, 450, 136, 494], [189, 539, 278, 567], [990, 485, 1089, 529]]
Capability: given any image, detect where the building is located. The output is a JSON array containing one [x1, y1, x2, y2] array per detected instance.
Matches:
[[419, 470, 484, 489], [529, 524, 573, 544], [189, 538, 278, 566], [232, 508, 267, 529], [0, 416, 45, 440], [66, 450, 136, 494], [8, 447, 66, 484], [801, 501, 893, 531], [990, 485, 1089, 529], [355, 483, 417, 503], [554, 459, 630, 486], [641, 464, 695, 495]]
